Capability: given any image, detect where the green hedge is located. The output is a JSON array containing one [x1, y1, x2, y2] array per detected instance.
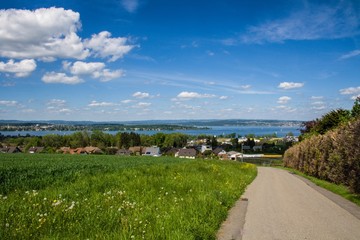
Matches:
[[284, 118, 360, 193]]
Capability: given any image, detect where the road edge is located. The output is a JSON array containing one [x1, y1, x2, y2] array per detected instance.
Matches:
[[291, 173, 360, 220], [216, 198, 248, 240]]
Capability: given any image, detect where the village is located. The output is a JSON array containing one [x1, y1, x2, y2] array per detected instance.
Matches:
[[0, 133, 297, 161]]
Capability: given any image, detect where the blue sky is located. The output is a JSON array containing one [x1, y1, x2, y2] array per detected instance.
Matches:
[[0, 0, 359, 121]]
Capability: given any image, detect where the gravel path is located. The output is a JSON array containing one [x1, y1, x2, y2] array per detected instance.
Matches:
[[218, 167, 360, 240]]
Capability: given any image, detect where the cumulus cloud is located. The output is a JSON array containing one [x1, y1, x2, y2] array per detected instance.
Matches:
[[177, 91, 216, 99], [42, 72, 84, 84], [278, 82, 304, 90], [65, 61, 124, 82], [69, 61, 105, 75], [0, 7, 88, 60], [277, 96, 291, 104], [0, 59, 36, 77], [132, 92, 150, 99], [0, 8, 134, 62], [242, 1, 359, 43], [84, 31, 135, 62], [219, 96, 228, 100]]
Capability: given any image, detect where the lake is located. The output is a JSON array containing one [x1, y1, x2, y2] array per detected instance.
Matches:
[[0, 125, 301, 137]]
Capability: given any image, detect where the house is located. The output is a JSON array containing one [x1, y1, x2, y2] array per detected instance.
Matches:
[[213, 147, 225, 155], [84, 146, 103, 154], [201, 145, 212, 153], [143, 146, 161, 157], [28, 147, 44, 154], [58, 147, 71, 154], [164, 148, 179, 156], [176, 148, 197, 159], [227, 151, 243, 161], [0, 146, 22, 153], [129, 146, 143, 155], [116, 149, 132, 156]]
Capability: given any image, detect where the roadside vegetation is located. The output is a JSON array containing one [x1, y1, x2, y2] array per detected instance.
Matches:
[[284, 97, 360, 194], [0, 154, 256, 239]]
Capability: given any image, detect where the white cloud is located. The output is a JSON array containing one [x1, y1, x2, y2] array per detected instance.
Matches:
[[177, 91, 216, 99], [0, 7, 88, 60], [352, 95, 360, 100], [69, 61, 105, 75], [340, 86, 360, 100], [277, 96, 291, 104], [88, 101, 117, 107], [133, 92, 150, 99], [311, 96, 324, 100], [242, 1, 359, 43], [93, 69, 124, 82], [278, 82, 304, 90], [219, 96, 228, 100], [42, 72, 84, 84], [136, 102, 151, 108], [0, 100, 18, 106], [0, 59, 36, 77], [0, 8, 134, 62], [340, 50, 360, 60], [339, 86, 360, 95], [84, 31, 135, 62], [66, 61, 124, 82]]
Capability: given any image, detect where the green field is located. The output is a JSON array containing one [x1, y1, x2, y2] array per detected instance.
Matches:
[[0, 154, 256, 239]]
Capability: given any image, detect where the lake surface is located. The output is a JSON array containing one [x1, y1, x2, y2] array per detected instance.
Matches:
[[0, 125, 301, 137]]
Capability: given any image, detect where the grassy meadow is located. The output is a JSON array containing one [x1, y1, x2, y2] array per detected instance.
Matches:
[[0, 154, 256, 239]]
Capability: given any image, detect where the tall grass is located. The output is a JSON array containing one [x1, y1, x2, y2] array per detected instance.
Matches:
[[0, 154, 256, 239]]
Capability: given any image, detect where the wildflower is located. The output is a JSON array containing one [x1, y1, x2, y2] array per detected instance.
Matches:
[[52, 200, 62, 206], [66, 201, 75, 211], [5, 223, 9, 227], [3, 196, 8, 200]]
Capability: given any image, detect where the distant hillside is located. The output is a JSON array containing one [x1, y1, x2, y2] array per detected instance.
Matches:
[[0, 119, 303, 127]]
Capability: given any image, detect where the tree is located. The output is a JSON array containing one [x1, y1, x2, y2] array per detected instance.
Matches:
[[210, 136, 218, 149], [352, 96, 360, 118], [314, 109, 351, 134]]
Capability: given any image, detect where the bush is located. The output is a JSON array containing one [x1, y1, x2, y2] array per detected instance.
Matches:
[[284, 118, 360, 193]]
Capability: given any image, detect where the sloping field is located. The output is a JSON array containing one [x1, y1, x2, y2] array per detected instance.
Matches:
[[0, 154, 256, 239]]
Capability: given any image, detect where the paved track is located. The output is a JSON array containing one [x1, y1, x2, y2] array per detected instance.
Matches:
[[218, 167, 360, 240]]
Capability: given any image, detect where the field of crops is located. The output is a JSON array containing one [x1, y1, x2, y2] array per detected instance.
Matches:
[[0, 154, 257, 239]]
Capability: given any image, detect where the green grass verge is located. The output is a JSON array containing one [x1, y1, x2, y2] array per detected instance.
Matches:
[[280, 167, 360, 207], [0, 154, 257, 239]]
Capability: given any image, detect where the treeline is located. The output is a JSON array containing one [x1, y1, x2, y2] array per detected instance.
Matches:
[[0, 131, 192, 153], [284, 97, 360, 193]]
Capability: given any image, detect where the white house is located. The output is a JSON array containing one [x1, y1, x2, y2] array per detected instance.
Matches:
[[201, 145, 212, 153], [143, 146, 161, 157]]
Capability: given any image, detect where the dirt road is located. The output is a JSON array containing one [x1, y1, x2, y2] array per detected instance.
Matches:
[[218, 167, 360, 240]]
